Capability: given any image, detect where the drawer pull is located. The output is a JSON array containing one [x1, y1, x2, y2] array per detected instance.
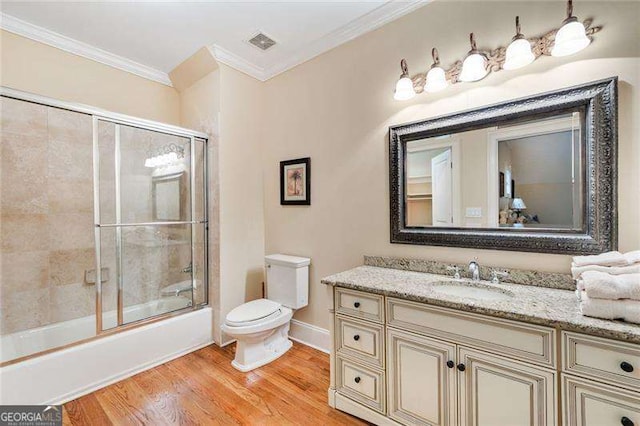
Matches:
[[353, 334, 360, 341], [354, 376, 361, 384], [457, 363, 466, 372], [621, 416, 634, 426], [621, 362, 635, 373], [446, 360, 455, 369], [353, 302, 361, 308]]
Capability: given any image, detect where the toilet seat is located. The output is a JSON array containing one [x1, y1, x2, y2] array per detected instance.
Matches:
[[225, 299, 282, 326]]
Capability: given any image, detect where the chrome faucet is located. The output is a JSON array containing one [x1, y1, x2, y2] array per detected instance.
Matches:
[[181, 262, 193, 274], [468, 259, 480, 281]]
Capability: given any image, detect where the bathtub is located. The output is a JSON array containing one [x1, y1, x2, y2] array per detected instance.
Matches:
[[0, 302, 213, 404], [0, 295, 192, 364]]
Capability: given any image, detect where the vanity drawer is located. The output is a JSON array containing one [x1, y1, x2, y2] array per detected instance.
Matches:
[[562, 332, 640, 391], [563, 374, 640, 426], [387, 297, 556, 367], [335, 288, 384, 323], [336, 315, 384, 368], [336, 356, 386, 414]]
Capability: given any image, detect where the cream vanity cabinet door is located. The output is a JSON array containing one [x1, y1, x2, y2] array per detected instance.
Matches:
[[458, 347, 557, 426], [387, 328, 457, 426]]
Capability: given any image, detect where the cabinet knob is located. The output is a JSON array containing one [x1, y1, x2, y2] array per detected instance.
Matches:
[[446, 360, 455, 369], [353, 302, 361, 308], [621, 416, 634, 426], [354, 376, 361, 384], [621, 362, 634, 373], [353, 335, 360, 341], [457, 363, 466, 372]]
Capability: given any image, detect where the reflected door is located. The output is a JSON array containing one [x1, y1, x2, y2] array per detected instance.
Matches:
[[431, 149, 453, 226]]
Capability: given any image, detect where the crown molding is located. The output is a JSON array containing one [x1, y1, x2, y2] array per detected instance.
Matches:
[[0, 13, 172, 87], [212, 0, 430, 81]]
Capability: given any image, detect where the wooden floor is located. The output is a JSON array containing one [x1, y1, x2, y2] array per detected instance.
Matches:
[[63, 342, 368, 426]]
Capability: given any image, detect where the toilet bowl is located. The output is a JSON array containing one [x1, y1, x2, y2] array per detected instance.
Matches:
[[223, 254, 310, 372], [221, 299, 293, 372]]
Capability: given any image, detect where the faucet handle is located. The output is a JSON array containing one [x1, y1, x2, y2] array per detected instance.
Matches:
[[447, 265, 461, 279], [491, 270, 509, 284]]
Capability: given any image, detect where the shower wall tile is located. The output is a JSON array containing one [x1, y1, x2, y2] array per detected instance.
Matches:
[[0, 287, 50, 335], [47, 213, 94, 250], [48, 138, 93, 180], [49, 282, 94, 323], [0, 98, 47, 139], [0, 214, 49, 253], [49, 248, 95, 286], [47, 107, 92, 146], [48, 179, 93, 214], [1, 132, 48, 215], [0, 251, 49, 294]]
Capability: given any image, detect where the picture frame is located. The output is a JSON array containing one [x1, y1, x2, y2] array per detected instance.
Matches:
[[280, 157, 311, 205]]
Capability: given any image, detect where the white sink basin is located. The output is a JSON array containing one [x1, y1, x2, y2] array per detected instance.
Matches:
[[430, 281, 513, 301]]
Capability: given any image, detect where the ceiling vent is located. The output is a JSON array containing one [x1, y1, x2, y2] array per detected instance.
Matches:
[[248, 32, 276, 51]]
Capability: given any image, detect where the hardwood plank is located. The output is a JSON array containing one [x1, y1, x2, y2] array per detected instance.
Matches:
[[63, 342, 366, 426]]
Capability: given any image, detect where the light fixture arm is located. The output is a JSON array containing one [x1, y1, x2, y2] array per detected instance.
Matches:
[[469, 33, 478, 53], [431, 48, 440, 68], [400, 59, 410, 78]]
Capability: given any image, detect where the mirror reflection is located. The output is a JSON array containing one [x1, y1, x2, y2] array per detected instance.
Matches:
[[405, 112, 583, 230]]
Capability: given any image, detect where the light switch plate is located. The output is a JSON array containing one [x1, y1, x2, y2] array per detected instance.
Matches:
[[465, 207, 482, 218]]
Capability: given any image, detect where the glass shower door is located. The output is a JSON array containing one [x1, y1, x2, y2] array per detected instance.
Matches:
[[95, 120, 206, 331]]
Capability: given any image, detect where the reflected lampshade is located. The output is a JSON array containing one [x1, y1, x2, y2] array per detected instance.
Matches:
[[511, 198, 527, 210]]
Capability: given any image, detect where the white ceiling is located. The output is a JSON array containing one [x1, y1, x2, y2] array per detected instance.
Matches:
[[0, 1, 427, 85]]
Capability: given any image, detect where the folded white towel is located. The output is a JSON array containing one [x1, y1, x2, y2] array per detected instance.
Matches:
[[625, 250, 640, 265], [581, 271, 640, 300], [573, 251, 627, 267], [571, 263, 640, 280], [580, 292, 640, 324]]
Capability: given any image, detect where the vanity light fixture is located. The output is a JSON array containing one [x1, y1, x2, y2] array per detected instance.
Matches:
[[424, 48, 449, 93], [394, 59, 416, 101], [391, 0, 601, 100], [459, 33, 488, 82], [503, 17, 536, 70], [551, 0, 591, 57]]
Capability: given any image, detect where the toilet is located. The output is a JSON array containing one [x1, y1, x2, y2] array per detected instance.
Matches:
[[222, 254, 310, 372]]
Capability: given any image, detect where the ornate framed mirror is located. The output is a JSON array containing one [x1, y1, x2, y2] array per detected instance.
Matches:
[[389, 77, 617, 254]]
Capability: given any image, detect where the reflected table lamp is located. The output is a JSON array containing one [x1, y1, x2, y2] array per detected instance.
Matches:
[[511, 198, 527, 227]]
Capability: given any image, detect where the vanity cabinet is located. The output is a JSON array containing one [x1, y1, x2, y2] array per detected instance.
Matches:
[[330, 287, 640, 426]]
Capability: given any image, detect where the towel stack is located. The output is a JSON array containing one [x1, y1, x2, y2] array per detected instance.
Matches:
[[573, 251, 640, 323]]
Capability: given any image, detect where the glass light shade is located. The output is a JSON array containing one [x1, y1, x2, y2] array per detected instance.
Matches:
[[503, 38, 535, 70], [394, 76, 416, 101], [424, 66, 448, 93], [551, 20, 590, 57], [459, 53, 488, 82], [511, 198, 527, 210]]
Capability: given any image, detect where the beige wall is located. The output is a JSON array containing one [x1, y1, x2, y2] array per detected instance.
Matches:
[[0, 30, 180, 124], [178, 64, 266, 345], [261, 1, 640, 330]]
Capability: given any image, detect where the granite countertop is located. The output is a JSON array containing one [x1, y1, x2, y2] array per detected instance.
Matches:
[[322, 265, 640, 344]]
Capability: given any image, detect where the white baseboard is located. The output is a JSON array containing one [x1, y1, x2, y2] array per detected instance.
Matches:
[[289, 319, 330, 354]]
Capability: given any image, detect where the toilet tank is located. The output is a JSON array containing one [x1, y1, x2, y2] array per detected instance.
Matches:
[[265, 254, 310, 309]]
